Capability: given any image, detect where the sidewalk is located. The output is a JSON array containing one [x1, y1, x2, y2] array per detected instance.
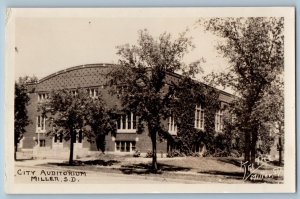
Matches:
[[14, 158, 244, 184], [14, 156, 284, 184]]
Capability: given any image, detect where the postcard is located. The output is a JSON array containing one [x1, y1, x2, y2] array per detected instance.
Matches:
[[5, 7, 295, 193]]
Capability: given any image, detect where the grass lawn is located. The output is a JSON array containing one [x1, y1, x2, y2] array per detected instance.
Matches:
[[39, 153, 284, 184]]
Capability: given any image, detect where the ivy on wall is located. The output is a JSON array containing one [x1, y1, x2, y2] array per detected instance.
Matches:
[[167, 77, 240, 157]]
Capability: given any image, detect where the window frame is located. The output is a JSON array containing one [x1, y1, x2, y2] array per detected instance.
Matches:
[[37, 93, 49, 102], [117, 112, 137, 133], [115, 141, 136, 152], [54, 133, 63, 143], [36, 115, 46, 133], [168, 116, 177, 135], [39, 139, 46, 147], [215, 109, 224, 132], [87, 88, 98, 98], [194, 104, 205, 130]]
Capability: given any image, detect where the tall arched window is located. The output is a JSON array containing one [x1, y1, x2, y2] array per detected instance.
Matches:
[[195, 104, 205, 130], [215, 110, 224, 132], [168, 115, 177, 135], [117, 112, 137, 133], [36, 115, 46, 132]]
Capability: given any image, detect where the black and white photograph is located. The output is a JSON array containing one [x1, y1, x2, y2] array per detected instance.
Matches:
[[5, 8, 295, 193]]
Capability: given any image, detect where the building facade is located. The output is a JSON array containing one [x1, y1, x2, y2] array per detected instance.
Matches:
[[19, 63, 233, 158]]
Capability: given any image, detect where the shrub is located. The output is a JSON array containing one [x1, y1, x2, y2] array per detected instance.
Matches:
[[230, 149, 241, 158], [166, 150, 185, 158], [212, 149, 230, 157], [191, 152, 200, 157], [145, 150, 153, 158], [202, 150, 211, 157], [166, 151, 172, 158], [133, 150, 141, 158]]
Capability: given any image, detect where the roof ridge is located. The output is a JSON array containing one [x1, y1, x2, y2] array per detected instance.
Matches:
[[38, 63, 116, 84]]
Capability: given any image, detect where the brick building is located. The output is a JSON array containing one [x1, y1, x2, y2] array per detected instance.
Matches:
[[19, 63, 233, 158]]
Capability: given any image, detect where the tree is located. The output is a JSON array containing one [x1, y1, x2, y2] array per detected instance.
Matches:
[[15, 80, 29, 160], [84, 95, 117, 153], [14, 76, 38, 160], [40, 89, 91, 165], [254, 77, 284, 164], [40, 88, 116, 165], [109, 29, 202, 171], [200, 17, 284, 172]]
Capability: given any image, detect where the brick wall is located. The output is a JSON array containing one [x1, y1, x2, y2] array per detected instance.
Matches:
[[23, 92, 38, 149]]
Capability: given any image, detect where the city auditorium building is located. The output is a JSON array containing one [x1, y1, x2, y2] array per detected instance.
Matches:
[[20, 63, 234, 158]]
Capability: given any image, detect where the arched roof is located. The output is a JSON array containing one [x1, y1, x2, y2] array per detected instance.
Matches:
[[35, 63, 116, 92], [31, 62, 234, 103], [38, 63, 115, 84]]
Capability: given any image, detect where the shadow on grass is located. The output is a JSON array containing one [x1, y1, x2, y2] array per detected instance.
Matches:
[[198, 170, 244, 179], [268, 160, 284, 167], [47, 159, 121, 167], [119, 163, 191, 175], [216, 158, 242, 167], [15, 158, 34, 162]]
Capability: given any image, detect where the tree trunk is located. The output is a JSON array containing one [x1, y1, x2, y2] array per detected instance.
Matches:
[[69, 130, 74, 165], [243, 131, 251, 179], [150, 129, 158, 172], [278, 136, 282, 166], [250, 131, 258, 166], [244, 132, 250, 162], [250, 144, 256, 167]]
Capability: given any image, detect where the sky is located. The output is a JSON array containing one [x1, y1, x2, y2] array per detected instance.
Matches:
[[15, 16, 229, 83]]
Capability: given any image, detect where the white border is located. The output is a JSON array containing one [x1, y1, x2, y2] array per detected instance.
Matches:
[[5, 7, 295, 194]]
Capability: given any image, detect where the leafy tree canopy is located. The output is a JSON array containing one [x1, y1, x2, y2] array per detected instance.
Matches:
[[40, 88, 117, 164], [14, 75, 37, 160], [199, 17, 284, 166], [109, 29, 204, 171]]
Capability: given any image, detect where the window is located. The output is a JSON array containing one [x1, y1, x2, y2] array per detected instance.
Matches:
[[168, 116, 177, 135], [38, 93, 49, 102], [53, 133, 63, 149], [39, 139, 46, 147], [215, 110, 224, 132], [54, 133, 63, 143], [195, 105, 205, 130], [73, 131, 83, 143], [117, 112, 137, 133], [131, 142, 136, 151], [115, 141, 136, 152], [78, 131, 83, 143], [87, 88, 98, 98], [36, 115, 46, 132], [120, 141, 125, 151], [116, 141, 120, 151]]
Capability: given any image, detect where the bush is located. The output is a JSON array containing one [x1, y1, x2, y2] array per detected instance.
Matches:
[[145, 150, 153, 158], [191, 152, 200, 157], [212, 149, 230, 157], [230, 149, 241, 158], [202, 150, 211, 157], [166, 151, 172, 158], [166, 150, 185, 158], [133, 150, 141, 158]]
